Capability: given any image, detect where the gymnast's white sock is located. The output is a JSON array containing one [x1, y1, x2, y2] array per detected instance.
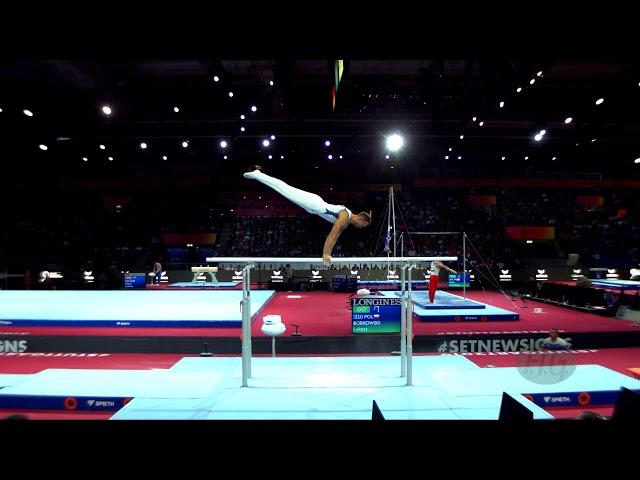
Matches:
[[243, 169, 261, 180]]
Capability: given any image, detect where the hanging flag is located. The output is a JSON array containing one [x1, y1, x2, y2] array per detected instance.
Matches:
[[331, 59, 345, 110], [383, 225, 392, 253]]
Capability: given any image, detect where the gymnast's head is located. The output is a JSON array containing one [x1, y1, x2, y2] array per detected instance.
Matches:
[[351, 211, 372, 228]]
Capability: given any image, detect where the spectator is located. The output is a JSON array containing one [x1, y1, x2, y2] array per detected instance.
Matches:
[[541, 328, 570, 350], [152, 261, 163, 285]]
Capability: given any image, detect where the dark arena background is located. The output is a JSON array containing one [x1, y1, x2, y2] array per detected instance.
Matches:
[[1, 54, 640, 424]]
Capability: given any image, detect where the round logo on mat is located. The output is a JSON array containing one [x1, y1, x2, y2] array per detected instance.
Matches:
[[515, 350, 577, 385]]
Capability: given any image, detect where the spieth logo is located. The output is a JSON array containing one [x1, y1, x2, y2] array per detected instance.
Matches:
[[543, 396, 571, 404], [272, 271, 281, 276], [571, 268, 582, 280], [499, 269, 512, 282], [271, 270, 284, 283], [536, 268, 548, 280], [310, 270, 322, 281], [86, 399, 116, 408], [387, 270, 399, 280], [232, 270, 244, 281], [606, 268, 619, 279]]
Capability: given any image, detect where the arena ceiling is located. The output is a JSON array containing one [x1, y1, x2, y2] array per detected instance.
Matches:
[[1, 58, 640, 185]]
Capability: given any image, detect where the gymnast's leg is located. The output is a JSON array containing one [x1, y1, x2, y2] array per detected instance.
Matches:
[[243, 169, 327, 215], [429, 274, 438, 303]]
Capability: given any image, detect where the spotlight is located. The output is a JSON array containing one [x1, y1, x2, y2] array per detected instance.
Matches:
[[386, 133, 404, 151], [228, 91, 234, 97], [240, 114, 245, 120], [499, 101, 505, 108], [540, 130, 546, 136], [529, 79, 536, 85], [339, 155, 342, 159], [268, 155, 273, 159], [524, 156, 529, 160], [99, 144, 106, 150], [251, 105, 257, 112], [552, 156, 557, 160], [262, 139, 270, 147], [269, 80, 274, 86], [182, 141, 189, 148], [108, 156, 114, 161], [385, 154, 390, 159], [213, 75, 220, 82], [501, 156, 506, 160], [635, 158, 640, 164], [270, 135, 275, 140], [23, 109, 34, 117], [162, 155, 168, 160], [223, 155, 228, 160], [460, 135, 464, 140], [328, 154, 333, 159], [479, 121, 484, 127], [534, 134, 542, 142], [445, 155, 449, 159], [281, 155, 284, 159], [82, 157, 88, 162], [457, 155, 462, 160], [565, 117, 573, 124], [472, 116, 477, 122], [101, 105, 112, 115], [595, 98, 604, 105], [449, 147, 452, 152], [173, 106, 180, 113], [537, 71, 543, 77], [220, 140, 228, 148], [38, 144, 48, 151], [140, 142, 147, 149], [324, 140, 331, 147], [241, 127, 246, 132], [516, 87, 522, 93]]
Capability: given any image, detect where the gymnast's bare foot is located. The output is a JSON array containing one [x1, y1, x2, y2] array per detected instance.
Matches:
[[243, 165, 263, 179]]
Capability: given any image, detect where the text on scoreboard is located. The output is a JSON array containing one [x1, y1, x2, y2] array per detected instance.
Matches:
[[351, 296, 401, 334]]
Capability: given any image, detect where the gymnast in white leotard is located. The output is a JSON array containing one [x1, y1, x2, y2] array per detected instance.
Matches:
[[243, 168, 371, 263]]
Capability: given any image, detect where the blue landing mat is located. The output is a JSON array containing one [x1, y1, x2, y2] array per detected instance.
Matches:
[[0, 290, 275, 328], [4, 357, 639, 418], [168, 282, 240, 288], [380, 291, 519, 322], [392, 290, 486, 309]]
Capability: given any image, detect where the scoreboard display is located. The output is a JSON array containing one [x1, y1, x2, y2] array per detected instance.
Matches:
[[351, 296, 401, 334], [124, 272, 147, 289], [448, 273, 470, 288]]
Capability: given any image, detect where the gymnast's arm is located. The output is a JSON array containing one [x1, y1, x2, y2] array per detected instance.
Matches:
[[322, 210, 350, 264], [435, 260, 457, 274]]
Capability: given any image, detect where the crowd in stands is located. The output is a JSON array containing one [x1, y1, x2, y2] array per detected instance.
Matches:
[[3, 185, 638, 288]]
